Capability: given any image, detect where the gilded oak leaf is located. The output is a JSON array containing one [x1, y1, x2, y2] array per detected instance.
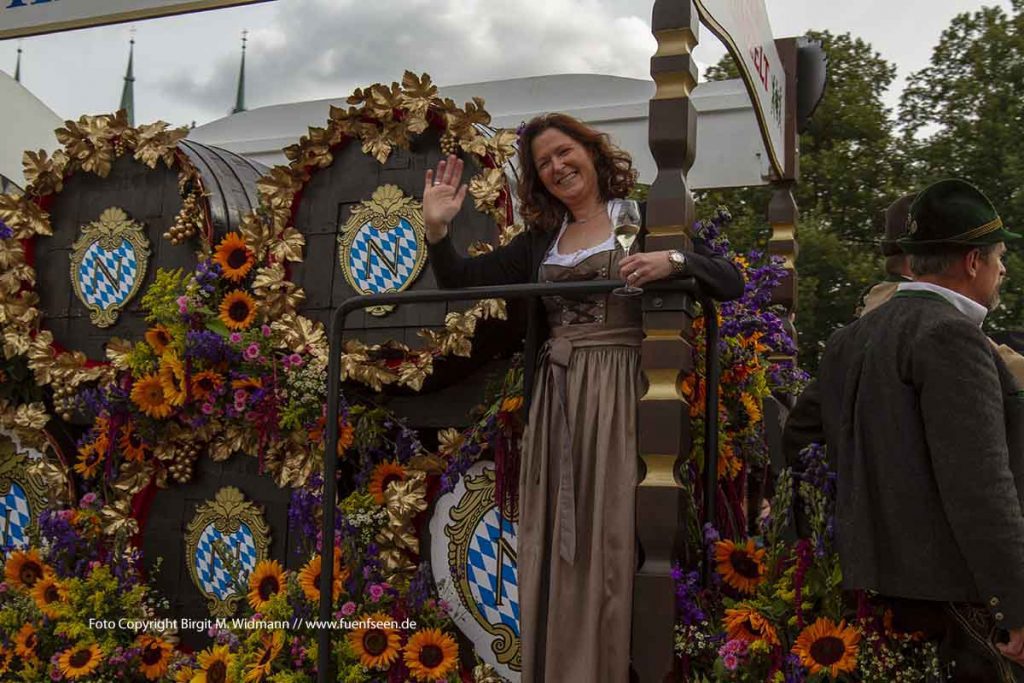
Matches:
[[401, 71, 438, 100], [22, 150, 64, 196]]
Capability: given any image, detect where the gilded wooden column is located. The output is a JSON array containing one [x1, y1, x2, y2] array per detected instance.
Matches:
[[768, 182, 798, 313], [632, 1, 698, 680]]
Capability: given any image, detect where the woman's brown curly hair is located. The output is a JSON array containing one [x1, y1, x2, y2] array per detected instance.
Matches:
[[516, 113, 637, 231]]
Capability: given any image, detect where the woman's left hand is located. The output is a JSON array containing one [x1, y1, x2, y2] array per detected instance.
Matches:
[[618, 251, 674, 287]]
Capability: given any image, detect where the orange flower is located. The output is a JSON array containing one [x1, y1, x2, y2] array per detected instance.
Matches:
[[4, 548, 49, 590], [74, 442, 104, 479], [159, 353, 189, 407], [191, 370, 224, 401], [219, 290, 257, 330], [137, 634, 174, 680], [500, 396, 523, 413], [310, 416, 355, 456], [32, 574, 68, 618], [144, 325, 173, 354], [247, 560, 286, 611], [347, 612, 401, 670], [792, 617, 861, 677], [717, 442, 742, 480], [715, 539, 766, 594], [57, 642, 102, 680], [297, 547, 348, 604], [403, 628, 459, 681], [118, 422, 148, 462], [723, 605, 779, 645], [131, 373, 172, 419], [14, 623, 38, 660], [369, 461, 407, 504], [214, 232, 255, 282]]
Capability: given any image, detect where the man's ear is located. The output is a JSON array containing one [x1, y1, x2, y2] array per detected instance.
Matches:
[[965, 248, 982, 278]]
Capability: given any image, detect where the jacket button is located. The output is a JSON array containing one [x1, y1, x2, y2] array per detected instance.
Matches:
[[995, 612, 1005, 621], [991, 597, 1000, 607]]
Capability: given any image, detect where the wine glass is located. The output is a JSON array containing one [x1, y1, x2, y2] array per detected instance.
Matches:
[[612, 199, 643, 296]]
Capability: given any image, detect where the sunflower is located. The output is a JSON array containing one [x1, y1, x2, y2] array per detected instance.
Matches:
[[192, 370, 224, 401], [715, 538, 766, 594], [145, 324, 174, 354], [723, 605, 779, 645], [740, 392, 762, 424], [347, 612, 401, 670], [231, 376, 263, 392], [247, 559, 286, 611], [14, 623, 38, 660], [309, 417, 354, 456], [243, 630, 283, 682], [193, 644, 233, 683], [74, 442, 104, 479], [119, 422, 148, 462], [215, 232, 255, 282], [297, 547, 348, 603], [136, 634, 174, 680], [792, 617, 861, 677], [219, 290, 257, 331], [58, 643, 103, 680], [131, 373, 173, 419], [403, 628, 459, 682], [500, 396, 523, 412], [32, 573, 67, 618], [369, 461, 408, 504], [4, 548, 49, 590], [0, 648, 11, 676], [159, 353, 189, 406], [717, 442, 742, 480]]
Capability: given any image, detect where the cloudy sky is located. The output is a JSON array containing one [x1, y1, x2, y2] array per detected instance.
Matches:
[[0, 0, 1008, 129]]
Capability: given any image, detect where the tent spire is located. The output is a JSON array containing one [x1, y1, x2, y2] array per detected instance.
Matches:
[[119, 33, 136, 125], [14, 43, 22, 83], [232, 30, 248, 114]]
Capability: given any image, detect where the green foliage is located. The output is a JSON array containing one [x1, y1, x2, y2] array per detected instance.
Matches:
[[900, 1, 1024, 333], [140, 268, 187, 323]]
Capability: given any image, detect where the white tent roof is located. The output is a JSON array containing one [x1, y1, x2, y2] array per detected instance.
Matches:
[[190, 74, 772, 189], [0, 71, 62, 188]]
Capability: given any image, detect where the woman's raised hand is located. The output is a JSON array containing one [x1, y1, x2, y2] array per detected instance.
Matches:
[[423, 154, 469, 243]]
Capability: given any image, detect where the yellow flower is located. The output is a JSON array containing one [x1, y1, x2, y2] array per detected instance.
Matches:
[[219, 290, 258, 331], [74, 442, 105, 479], [243, 630, 283, 682], [137, 634, 174, 680], [297, 547, 347, 604], [159, 353, 189, 407], [31, 573, 68, 618], [403, 628, 459, 682], [724, 605, 779, 646], [145, 324, 173, 354], [347, 612, 401, 670], [740, 392, 762, 424], [57, 643, 103, 680], [14, 623, 38, 660], [792, 617, 861, 677], [717, 442, 742, 480], [215, 232, 255, 282], [119, 422, 148, 462], [500, 396, 523, 412], [4, 548, 49, 590], [131, 373, 173, 419], [369, 461, 408, 504], [715, 538, 766, 595], [191, 370, 224, 401], [247, 560, 286, 612], [192, 644, 233, 683]]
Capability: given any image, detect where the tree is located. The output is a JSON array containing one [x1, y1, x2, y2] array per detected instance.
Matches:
[[699, 31, 908, 371], [900, 1, 1024, 332]]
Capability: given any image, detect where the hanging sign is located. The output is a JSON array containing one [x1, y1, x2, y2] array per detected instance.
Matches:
[[694, 0, 787, 177], [0, 0, 273, 40]]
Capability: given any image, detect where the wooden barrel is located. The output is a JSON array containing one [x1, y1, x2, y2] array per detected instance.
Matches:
[[32, 140, 267, 361]]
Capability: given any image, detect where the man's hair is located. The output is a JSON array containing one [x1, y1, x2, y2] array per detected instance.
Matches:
[[909, 243, 1000, 277], [884, 254, 908, 277]]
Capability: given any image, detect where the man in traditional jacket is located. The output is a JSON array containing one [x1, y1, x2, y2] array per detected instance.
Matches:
[[784, 179, 1024, 681]]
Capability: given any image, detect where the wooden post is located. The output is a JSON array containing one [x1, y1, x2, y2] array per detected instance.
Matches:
[[768, 182, 798, 312], [632, 2, 698, 680]]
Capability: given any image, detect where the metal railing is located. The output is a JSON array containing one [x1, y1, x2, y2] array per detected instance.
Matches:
[[316, 279, 720, 681]]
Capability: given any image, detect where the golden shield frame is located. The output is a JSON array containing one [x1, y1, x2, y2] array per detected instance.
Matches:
[[0, 430, 70, 552], [337, 184, 427, 317], [69, 207, 151, 328], [184, 487, 270, 617]]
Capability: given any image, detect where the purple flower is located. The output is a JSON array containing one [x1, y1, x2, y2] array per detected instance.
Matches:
[[0, 218, 12, 240], [703, 523, 720, 545], [201, 402, 215, 415], [187, 329, 235, 363], [244, 343, 261, 361], [262, 324, 272, 338], [369, 584, 385, 601]]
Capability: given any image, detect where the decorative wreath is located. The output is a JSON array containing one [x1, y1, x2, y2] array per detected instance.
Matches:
[[246, 70, 525, 392], [0, 110, 208, 422]]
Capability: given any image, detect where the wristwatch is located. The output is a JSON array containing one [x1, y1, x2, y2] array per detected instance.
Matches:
[[668, 250, 687, 276]]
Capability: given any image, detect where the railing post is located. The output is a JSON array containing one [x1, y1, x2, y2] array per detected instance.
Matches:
[[633, 1, 699, 680]]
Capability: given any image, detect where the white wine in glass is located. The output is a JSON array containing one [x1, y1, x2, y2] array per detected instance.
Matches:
[[612, 200, 643, 296]]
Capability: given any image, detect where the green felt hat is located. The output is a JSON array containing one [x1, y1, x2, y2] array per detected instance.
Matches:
[[897, 179, 1020, 254]]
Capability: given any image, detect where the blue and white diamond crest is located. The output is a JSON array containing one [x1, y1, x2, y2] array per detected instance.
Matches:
[[194, 522, 258, 600], [77, 239, 139, 310], [430, 461, 521, 680], [347, 218, 420, 295], [0, 482, 31, 551], [467, 506, 520, 637]]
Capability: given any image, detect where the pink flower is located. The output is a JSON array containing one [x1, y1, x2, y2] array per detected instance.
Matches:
[[369, 584, 384, 601], [244, 343, 260, 360], [723, 653, 739, 671], [0, 582, 8, 593], [262, 324, 272, 338], [201, 402, 215, 415], [341, 601, 357, 616], [80, 492, 97, 507], [235, 389, 249, 403], [288, 353, 304, 368], [177, 295, 189, 314], [229, 332, 243, 344]]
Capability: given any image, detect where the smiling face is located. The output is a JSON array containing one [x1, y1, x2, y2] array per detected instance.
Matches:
[[530, 127, 600, 210]]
